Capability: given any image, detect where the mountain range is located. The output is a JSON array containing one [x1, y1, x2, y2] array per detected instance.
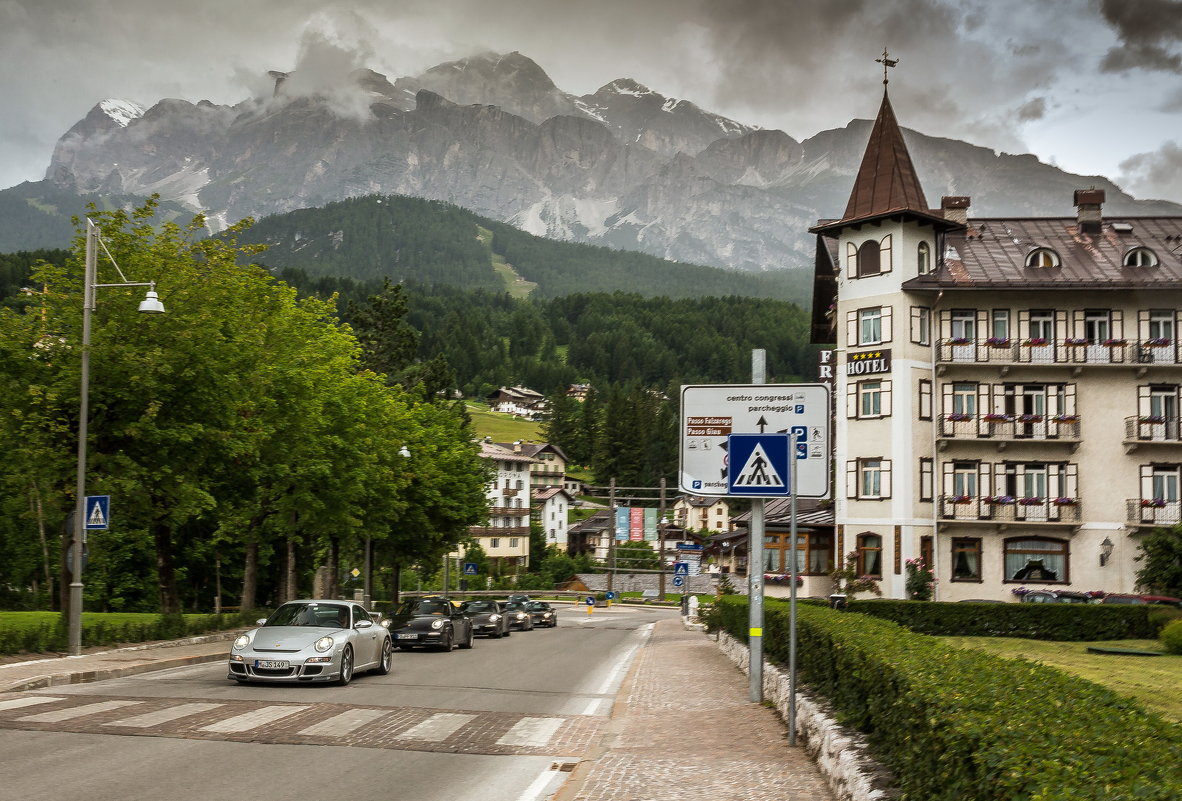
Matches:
[[9, 51, 1182, 271]]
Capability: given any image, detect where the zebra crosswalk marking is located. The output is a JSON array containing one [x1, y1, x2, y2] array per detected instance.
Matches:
[[398, 712, 476, 741], [104, 702, 223, 728], [298, 708, 387, 737], [18, 699, 141, 723], [0, 696, 65, 712], [200, 704, 309, 733], [497, 716, 563, 747]]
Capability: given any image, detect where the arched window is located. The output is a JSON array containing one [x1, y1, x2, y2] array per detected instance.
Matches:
[[858, 240, 881, 276], [917, 240, 931, 274], [1004, 537, 1068, 583], [1025, 248, 1060, 269], [856, 533, 883, 577], [1124, 247, 1158, 268], [879, 234, 893, 273]]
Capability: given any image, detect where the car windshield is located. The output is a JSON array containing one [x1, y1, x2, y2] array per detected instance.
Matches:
[[398, 599, 451, 616], [463, 601, 497, 613], [265, 602, 349, 628], [526, 602, 549, 610], [503, 601, 525, 610]]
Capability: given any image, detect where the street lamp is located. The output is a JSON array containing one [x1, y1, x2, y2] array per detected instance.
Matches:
[[68, 218, 164, 656]]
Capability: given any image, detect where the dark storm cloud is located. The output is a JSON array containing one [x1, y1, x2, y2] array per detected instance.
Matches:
[[1099, 0, 1182, 72], [1119, 141, 1182, 199]]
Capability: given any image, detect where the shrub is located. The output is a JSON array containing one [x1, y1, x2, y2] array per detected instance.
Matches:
[[1161, 620, 1182, 655], [715, 596, 1182, 800]]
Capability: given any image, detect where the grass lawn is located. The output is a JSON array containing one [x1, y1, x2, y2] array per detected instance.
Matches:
[[466, 401, 542, 442], [941, 634, 1182, 723]]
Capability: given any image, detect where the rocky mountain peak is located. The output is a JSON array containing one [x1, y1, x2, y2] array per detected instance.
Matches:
[[98, 99, 145, 128]]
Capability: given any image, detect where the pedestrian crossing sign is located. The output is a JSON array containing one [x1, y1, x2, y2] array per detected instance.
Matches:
[[726, 434, 791, 497], [84, 495, 110, 530]]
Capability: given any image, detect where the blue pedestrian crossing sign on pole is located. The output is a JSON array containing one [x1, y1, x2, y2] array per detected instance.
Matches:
[[726, 434, 791, 497], [462, 562, 478, 576], [673, 562, 689, 575], [84, 495, 110, 530]]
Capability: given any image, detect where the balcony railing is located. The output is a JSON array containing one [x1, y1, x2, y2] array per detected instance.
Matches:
[[938, 495, 1081, 524], [937, 338, 1180, 366], [1123, 416, 1182, 443], [469, 526, 530, 537], [939, 413, 1080, 442], [1126, 499, 1182, 527]]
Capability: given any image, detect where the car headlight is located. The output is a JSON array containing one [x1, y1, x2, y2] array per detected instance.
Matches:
[[543, 612, 552, 618], [516, 613, 526, 620], [489, 614, 501, 622], [314, 636, 335, 653], [380, 619, 391, 628], [233, 634, 251, 650], [431, 619, 444, 630]]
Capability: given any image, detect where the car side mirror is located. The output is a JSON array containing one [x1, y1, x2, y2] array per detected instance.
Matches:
[[256, 618, 268, 625], [355, 619, 373, 629]]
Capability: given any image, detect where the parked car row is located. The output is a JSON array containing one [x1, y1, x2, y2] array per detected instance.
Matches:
[[1018, 590, 1182, 606], [228, 596, 562, 686]]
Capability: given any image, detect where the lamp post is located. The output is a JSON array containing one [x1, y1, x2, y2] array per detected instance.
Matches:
[[68, 218, 164, 656]]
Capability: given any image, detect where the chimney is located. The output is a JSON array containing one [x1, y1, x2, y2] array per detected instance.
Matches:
[[513, 440, 522, 453], [941, 196, 970, 225], [1074, 189, 1105, 235]]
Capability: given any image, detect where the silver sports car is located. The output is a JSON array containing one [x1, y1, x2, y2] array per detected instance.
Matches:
[[228, 599, 393, 685]]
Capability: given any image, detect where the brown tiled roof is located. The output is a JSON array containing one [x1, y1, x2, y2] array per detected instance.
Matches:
[[903, 217, 1182, 290], [844, 92, 927, 220]]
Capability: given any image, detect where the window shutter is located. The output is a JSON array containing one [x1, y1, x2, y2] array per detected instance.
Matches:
[[1138, 385, 1152, 417], [976, 310, 989, 344], [880, 460, 892, 498], [847, 382, 858, 418], [1055, 310, 1069, 341], [1064, 383, 1076, 415], [920, 458, 934, 501], [1112, 309, 1124, 340], [1065, 463, 1078, 499], [942, 460, 955, 498], [1072, 309, 1085, 339], [1141, 464, 1155, 500], [846, 461, 858, 499], [910, 307, 922, 343], [939, 310, 951, 341], [881, 380, 893, 416], [941, 382, 954, 417], [880, 235, 893, 274], [1017, 310, 1030, 341], [846, 242, 858, 276], [1139, 309, 1150, 342], [918, 379, 932, 420], [977, 383, 990, 435], [1002, 384, 1016, 415], [881, 305, 893, 342], [847, 310, 858, 345], [1049, 463, 1062, 497]]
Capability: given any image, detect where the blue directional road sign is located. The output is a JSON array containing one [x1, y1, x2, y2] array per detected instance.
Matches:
[[585, 596, 596, 607], [672, 576, 685, 588], [726, 434, 791, 497], [605, 591, 616, 600], [463, 562, 478, 575], [84, 495, 110, 530], [673, 562, 689, 575]]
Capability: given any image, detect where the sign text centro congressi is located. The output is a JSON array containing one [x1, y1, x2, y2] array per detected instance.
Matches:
[[679, 384, 831, 498]]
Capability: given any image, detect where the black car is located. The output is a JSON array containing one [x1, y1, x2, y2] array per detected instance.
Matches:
[[461, 599, 511, 638], [524, 601, 558, 628], [501, 600, 534, 631], [387, 596, 474, 651]]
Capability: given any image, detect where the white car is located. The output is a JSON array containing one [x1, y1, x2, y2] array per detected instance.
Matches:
[[228, 600, 392, 685]]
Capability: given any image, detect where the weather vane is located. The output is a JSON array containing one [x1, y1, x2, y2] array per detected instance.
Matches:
[[875, 48, 898, 85]]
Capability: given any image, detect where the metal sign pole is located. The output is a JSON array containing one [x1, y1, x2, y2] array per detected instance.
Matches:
[[748, 349, 766, 703], [788, 429, 799, 746]]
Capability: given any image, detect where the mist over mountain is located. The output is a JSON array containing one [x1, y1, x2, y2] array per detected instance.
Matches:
[[10, 50, 1182, 271]]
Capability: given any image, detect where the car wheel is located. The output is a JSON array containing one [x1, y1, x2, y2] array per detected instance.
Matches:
[[375, 638, 393, 675], [337, 645, 354, 686], [459, 626, 474, 649], [437, 628, 453, 652]]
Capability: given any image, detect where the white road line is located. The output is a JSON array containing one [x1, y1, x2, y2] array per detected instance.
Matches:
[[298, 708, 388, 737], [497, 716, 563, 747], [103, 702, 222, 728], [397, 712, 476, 741], [18, 699, 141, 723], [0, 696, 65, 712], [200, 704, 309, 733], [579, 622, 654, 716], [516, 766, 563, 801]]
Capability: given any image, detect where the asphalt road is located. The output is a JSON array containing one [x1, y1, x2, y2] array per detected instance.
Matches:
[[0, 603, 678, 801]]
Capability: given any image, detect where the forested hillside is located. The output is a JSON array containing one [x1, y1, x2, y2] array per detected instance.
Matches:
[[237, 195, 812, 304]]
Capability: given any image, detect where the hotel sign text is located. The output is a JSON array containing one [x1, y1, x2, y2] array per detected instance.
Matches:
[[845, 348, 891, 376]]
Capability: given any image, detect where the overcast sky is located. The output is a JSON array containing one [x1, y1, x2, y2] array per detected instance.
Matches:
[[2, 0, 1181, 202]]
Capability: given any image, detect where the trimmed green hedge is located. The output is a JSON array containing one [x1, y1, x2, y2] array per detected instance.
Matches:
[[716, 596, 1182, 800], [0, 610, 264, 656], [844, 598, 1154, 640]]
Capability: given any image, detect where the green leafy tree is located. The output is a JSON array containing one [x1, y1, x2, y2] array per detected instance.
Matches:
[[1136, 525, 1182, 597], [614, 541, 660, 571]]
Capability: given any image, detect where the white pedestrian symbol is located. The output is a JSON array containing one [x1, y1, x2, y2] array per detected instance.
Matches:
[[733, 443, 784, 487], [87, 501, 106, 527]]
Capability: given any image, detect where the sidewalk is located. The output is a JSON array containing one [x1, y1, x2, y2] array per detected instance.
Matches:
[[0, 619, 834, 801], [556, 617, 834, 801]]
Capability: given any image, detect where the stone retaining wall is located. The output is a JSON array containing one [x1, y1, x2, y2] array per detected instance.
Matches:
[[716, 630, 897, 801]]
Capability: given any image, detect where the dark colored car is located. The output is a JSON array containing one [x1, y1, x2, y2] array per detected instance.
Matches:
[[387, 596, 474, 651], [501, 600, 534, 631], [1100, 593, 1182, 607], [1019, 590, 1093, 604], [461, 599, 511, 638], [524, 601, 558, 627]]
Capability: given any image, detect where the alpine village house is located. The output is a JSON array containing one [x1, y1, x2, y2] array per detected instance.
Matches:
[[809, 86, 1182, 601]]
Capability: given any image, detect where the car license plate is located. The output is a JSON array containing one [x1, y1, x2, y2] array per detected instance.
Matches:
[[254, 659, 288, 669], [397, 633, 418, 640]]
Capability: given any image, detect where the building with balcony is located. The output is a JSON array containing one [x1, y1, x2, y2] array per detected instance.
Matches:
[[809, 85, 1182, 601], [493, 441, 570, 489], [672, 495, 732, 534], [467, 439, 537, 572]]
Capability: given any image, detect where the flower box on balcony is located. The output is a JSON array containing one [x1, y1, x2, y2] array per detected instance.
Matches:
[[1141, 498, 1167, 508], [946, 413, 972, 422], [1139, 415, 1166, 424], [1022, 338, 1048, 346], [947, 337, 971, 346], [1051, 414, 1079, 424], [950, 495, 972, 504], [983, 413, 1012, 423], [1052, 497, 1076, 506], [1018, 497, 1043, 506], [985, 337, 1011, 347], [1102, 338, 1127, 347], [1064, 337, 1087, 346], [1145, 338, 1172, 347], [1017, 414, 1043, 423], [986, 495, 1016, 505]]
